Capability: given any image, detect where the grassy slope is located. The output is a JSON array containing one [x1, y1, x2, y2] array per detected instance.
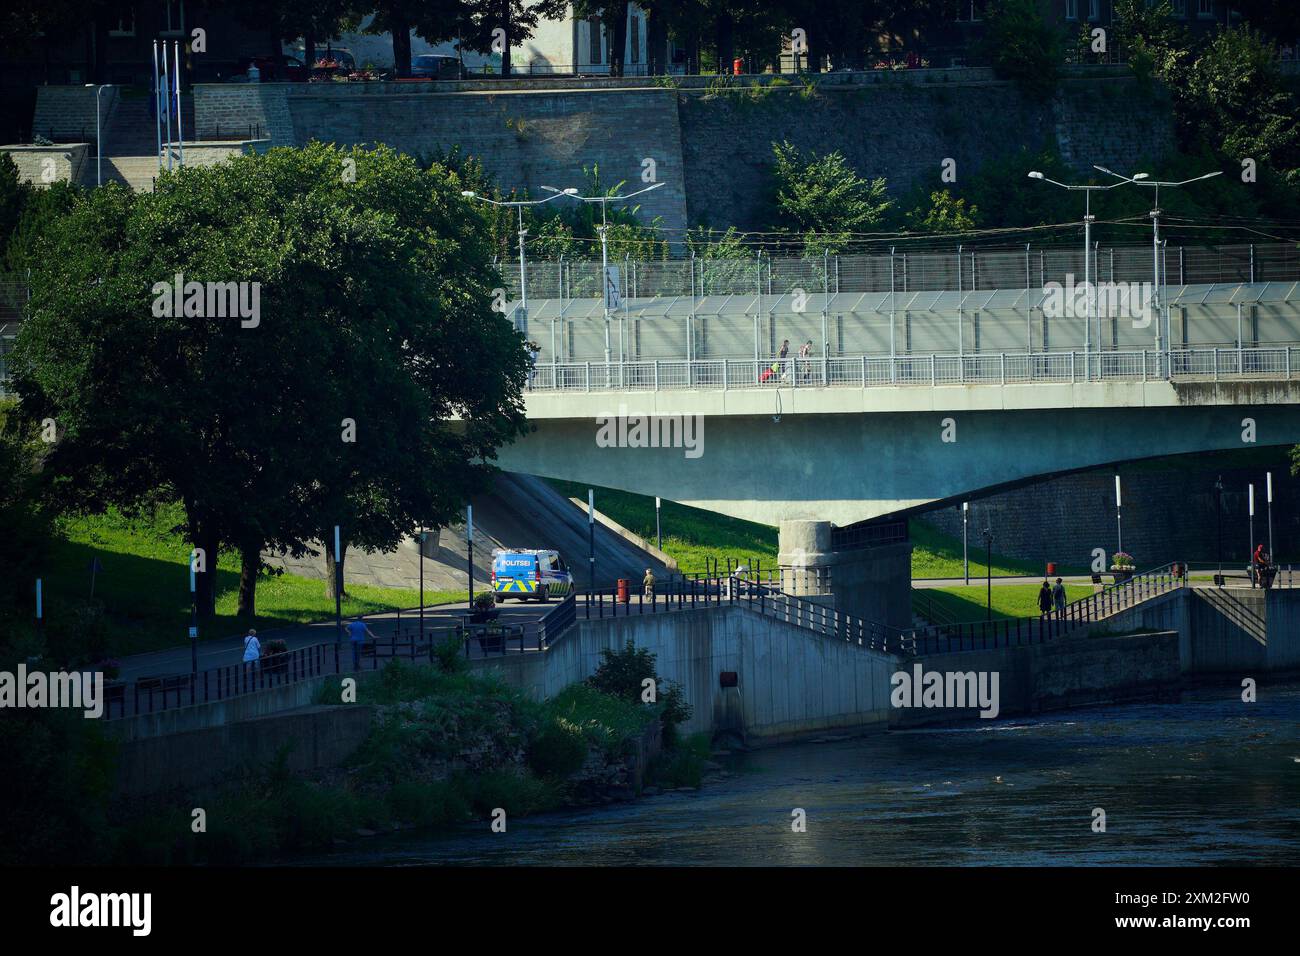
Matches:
[[921, 583, 1095, 622], [47, 504, 463, 658], [544, 479, 1064, 578]]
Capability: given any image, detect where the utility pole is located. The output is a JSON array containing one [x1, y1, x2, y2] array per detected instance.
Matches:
[[1266, 471, 1275, 568], [466, 506, 474, 604], [461, 187, 575, 331], [333, 526, 342, 662], [543, 181, 667, 369], [1094, 166, 1222, 377], [1248, 483, 1256, 587], [983, 527, 993, 622], [188, 550, 199, 680], [418, 528, 425, 645], [656, 496, 662, 551], [1028, 171, 1132, 381]]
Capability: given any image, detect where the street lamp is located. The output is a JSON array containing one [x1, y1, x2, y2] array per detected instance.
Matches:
[[1094, 166, 1222, 375], [1027, 170, 1131, 381], [85, 84, 113, 186], [982, 525, 993, 621], [461, 187, 575, 324], [542, 181, 667, 367], [1214, 475, 1224, 585]]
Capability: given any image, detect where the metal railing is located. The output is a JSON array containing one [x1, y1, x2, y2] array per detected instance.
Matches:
[[906, 562, 1187, 655], [526, 347, 1299, 392]]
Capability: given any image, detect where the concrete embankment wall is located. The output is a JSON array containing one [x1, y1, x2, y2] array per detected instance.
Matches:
[[476, 604, 896, 743], [895, 630, 1182, 727], [112, 703, 374, 798]]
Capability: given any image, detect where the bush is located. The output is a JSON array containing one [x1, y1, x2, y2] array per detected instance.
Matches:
[[585, 640, 692, 745], [526, 716, 589, 779], [432, 633, 466, 675], [980, 0, 1064, 99]]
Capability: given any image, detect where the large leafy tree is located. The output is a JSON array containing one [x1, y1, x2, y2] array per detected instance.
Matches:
[[10, 143, 528, 618], [769, 140, 892, 255], [454, 0, 568, 75]]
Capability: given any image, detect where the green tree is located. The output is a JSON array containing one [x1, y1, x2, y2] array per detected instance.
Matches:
[[1180, 27, 1300, 185], [10, 144, 528, 618], [769, 140, 891, 255], [979, 0, 1064, 99], [904, 189, 979, 234], [1111, 0, 1188, 86]]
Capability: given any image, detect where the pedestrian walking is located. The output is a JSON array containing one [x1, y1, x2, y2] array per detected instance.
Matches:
[[1037, 581, 1052, 617], [347, 616, 378, 671], [241, 628, 261, 683], [526, 341, 540, 389], [1052, 578, 1067, 619], [778, 339, 791, 382], [643, 567, 656, 601], [798, 339, 813, 383]]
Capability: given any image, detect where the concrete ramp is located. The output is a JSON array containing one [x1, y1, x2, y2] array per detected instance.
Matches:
[[265, 471, 671, 594]]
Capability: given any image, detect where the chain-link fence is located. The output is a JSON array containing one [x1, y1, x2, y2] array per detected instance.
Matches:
[[500, 242, 1300, 302]]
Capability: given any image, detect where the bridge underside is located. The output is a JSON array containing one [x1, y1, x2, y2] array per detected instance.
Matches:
[[497, 379, 1300, 526]]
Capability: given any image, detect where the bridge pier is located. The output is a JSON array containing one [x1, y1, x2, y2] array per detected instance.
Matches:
[[778, 520, 912, 629]]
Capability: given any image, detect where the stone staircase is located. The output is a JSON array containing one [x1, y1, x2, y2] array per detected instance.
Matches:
[[82, 88, 196, 192]]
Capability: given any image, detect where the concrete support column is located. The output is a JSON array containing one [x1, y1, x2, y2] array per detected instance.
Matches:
[[778, 520, 913, 629]]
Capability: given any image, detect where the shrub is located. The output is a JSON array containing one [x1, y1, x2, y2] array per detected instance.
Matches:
[[527, 716, 589, 779], [585, 640, 692, 744], [432, 633, 467, 674]]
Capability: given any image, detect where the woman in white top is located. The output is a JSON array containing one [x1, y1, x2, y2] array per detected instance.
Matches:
[[242, 629, 261, 665]]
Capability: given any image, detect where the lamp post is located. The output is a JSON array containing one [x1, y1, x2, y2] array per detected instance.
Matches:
[[418, 527, 425, 645], [1027, 170, 1131, 381], [587, 489, 596, 596], [1266, 471, 1275, 568], [543, 181, 667, 368], [333, 526, 342, 662], [1248, 482, 1256, 587], [85, 84, 113, 186], [1094, 166, 1222, 376], [1215, 475, 1224, 585], [188, 550, 199, 680], [1114, 473, 1123, 555], [461, 187, 576, 327], [466, 506, 474, 605], [962, 501, 969, 585], [656, 496, 662, 551]]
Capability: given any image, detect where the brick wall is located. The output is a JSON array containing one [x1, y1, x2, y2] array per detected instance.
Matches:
[[919, 454, 1300, 571], [193, 74, 1173, 235], [0, 144, 88, 186], [31, 86, 120, 142]]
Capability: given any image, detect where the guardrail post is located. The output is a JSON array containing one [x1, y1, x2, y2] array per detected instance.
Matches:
[[723, 360, 729, 390], [654, 359, 659, 391], [585, 362, 591, 391], [931, 353, 936, 387], [861, 355, 867, 387], [1000, 352, 1006, 386], [1070, 351, 1076, 383], [1213, 347, 1219, 382]]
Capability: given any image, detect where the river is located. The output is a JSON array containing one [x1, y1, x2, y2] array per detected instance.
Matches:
[[295, 682, 1300, 866]]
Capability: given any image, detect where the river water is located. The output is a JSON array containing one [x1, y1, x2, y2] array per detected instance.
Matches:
[[299, 683, 1300, 867]]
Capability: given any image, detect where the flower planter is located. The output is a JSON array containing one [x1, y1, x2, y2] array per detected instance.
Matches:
[[1109, 569, 1134, 584]]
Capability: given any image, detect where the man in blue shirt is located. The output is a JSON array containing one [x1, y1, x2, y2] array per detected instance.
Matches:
[[347, 617, 377, 671]]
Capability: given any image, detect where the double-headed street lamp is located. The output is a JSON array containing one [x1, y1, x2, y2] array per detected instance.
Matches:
[[461, 187, 576, 323], [1094, 166, 1222, 374], [541, 181, 667, 367], [1027, 170, 1132, 380]]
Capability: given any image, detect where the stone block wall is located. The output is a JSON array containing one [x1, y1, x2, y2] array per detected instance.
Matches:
[[32, 86, 119, 142]]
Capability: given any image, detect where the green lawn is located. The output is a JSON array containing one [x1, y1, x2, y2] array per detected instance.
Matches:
[[546, 479, 779, 574], [546, 479, 1070, 580], [916, 583, 1095, 623], [44, 504, 465, 658]]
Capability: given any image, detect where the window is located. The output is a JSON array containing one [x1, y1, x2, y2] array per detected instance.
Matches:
[[954, 1, 985, 21], [161, 0, 185, 36], [109, 11, 135, 36], [1089, 0, 1100, 20], [629, 14, 639, 64], [588, 16, 602, 64], [1065, 0, 1078, 21], [1171, 0, 1187, 18], [1197, 0, 1213, 16]]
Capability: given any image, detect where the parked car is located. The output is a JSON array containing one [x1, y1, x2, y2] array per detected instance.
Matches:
[[235, 54, 308, 82], [411, 54, 464, 79]]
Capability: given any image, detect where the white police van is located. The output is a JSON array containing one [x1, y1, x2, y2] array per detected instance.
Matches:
[[491, 549, 574, 602]]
